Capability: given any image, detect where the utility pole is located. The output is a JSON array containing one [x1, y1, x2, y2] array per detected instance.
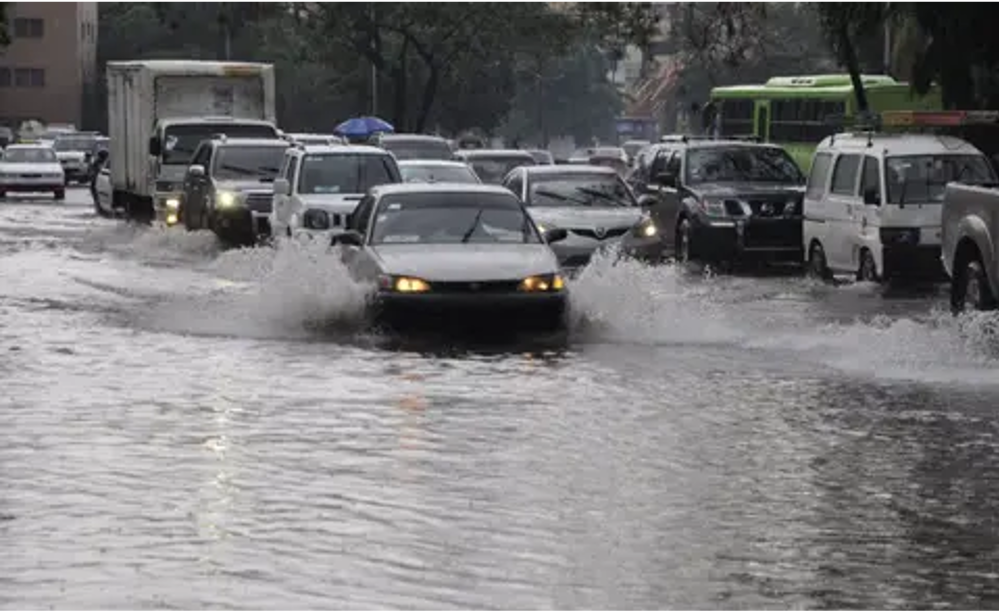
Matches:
[[370, 2, 378, 116], [882, 12, 892, 76]]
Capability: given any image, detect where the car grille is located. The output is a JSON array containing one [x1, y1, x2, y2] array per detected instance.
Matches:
[[244, 192, 273, 213], [570, 227, 630, 240], [430, 280, 521, 294], [20, 174, 42, 179], [743, 219, 802, 248], [747, 197, 800, 218]]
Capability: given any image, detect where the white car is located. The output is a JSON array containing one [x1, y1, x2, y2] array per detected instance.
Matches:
[[803, 131, 995, 283], [397, 159, 481, 184], [270, 144, 403, 240], [93, 154, 114, 217], [0, 144, 66, 200], [53, 133, 99, 184], [287, 133, 345, 146]]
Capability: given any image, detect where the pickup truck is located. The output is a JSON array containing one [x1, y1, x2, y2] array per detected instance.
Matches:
[[942, 182, 999, 312]]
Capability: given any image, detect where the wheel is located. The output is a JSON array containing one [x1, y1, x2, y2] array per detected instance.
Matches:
[[676, 218, 692, 263], [0, 190, 6, 200], [952, 258, 996, 313], [808, 241, 832, 281], [857, 248, 880, 283], [54, 189, 65, 201]]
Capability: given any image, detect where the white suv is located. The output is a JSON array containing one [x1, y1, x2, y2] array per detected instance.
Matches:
[[270, 144, 402, 240]]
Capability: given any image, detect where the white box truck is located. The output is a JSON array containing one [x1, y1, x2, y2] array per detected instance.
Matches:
[[106, 60, 279, 224]]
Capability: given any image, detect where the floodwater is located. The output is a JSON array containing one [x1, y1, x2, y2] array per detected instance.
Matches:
[[2, 189, 999, 609]]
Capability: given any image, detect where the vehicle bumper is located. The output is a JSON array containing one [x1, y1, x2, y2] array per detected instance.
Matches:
[[374, 291, 567, 331], [214, 207, 272, 242], [693, 217, 803, 263], [620, 233, 670, 263], [0, 182, 63, 193], [882, 244, 945, 280], [60, 164, 88, 181], [154, 192, 182, 226]]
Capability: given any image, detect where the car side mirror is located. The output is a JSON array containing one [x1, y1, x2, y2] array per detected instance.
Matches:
[[273, 178, 290, 196], [148, 137, 161, 157], [543, 227, 569, 243], [187, 164, 205, 178], [863, 187, 880, 206], [656, 171, 677, 188], [330, 230, 363, 247]]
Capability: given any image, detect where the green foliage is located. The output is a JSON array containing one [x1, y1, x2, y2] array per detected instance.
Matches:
[[95, 2, 654, 138]]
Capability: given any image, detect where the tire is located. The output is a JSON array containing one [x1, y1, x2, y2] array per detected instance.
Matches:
[[54, 189, 65, 201], [0, 191, 6, 201], [952, 258, 996, 313], [808, 241, 832, 281], [857, 248, 880, 283]]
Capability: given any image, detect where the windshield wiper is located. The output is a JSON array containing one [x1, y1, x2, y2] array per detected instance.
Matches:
[[219, 164, 258, 176], [534, 188, 591, 206], [575, 186, 631, 206], [460, 209, 485, 243]]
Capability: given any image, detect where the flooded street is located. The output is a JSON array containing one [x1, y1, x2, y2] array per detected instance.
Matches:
[[3, 189, 999, 609]]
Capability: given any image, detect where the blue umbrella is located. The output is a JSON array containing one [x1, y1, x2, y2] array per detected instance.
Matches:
[[334, 116, 395, 138]]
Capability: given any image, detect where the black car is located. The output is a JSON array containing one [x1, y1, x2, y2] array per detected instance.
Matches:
[[620, 140, 807, 266]]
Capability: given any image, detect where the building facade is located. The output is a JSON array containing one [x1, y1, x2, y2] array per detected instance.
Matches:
[[0, 2, 98, 130]]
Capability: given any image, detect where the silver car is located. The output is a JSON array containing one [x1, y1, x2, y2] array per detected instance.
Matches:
[[501, 165, 644, 271], [329, 183, 570, 332]]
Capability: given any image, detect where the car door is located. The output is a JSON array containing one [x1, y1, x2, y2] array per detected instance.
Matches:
[[856, 155, 883, 268], [803, 151, 835, 259], [825, 153, 862, 271], [284, 154, 304, 228], [340, 194, 379, 281], [96, 158, 113, 211], [273, 152, 296, 228]]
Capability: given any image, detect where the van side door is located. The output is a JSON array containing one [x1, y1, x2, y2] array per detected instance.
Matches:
[[857, 155, 883, 269], [825, 153, 862, 271]]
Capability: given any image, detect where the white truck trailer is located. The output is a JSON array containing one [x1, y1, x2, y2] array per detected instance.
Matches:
[[106, 60, 279, 224]]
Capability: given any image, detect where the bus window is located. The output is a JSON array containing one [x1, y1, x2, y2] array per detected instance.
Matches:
[[772, 99, 845, 143], [719, 99, 754, 137]]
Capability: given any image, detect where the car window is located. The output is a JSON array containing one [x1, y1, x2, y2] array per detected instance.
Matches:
[[685, 146, 803, 185], [352, 194, 376, 237], [400, 164, 479, 184], [297, 154, 399, 195], [665, 151, 682, 175], [806, 152, 834, 199], [885, 154, 996, 204], [830, 154, 861, 195], [369, 192, 541, 245], [528, 172, 637, 207], [3, 147, 56, 162], [212, 145, 286, 181], [191, 144, 211, 169], [380, 139, 453, 161], [860, 156, 881, 204], [466, 156, 536, 184], [505, 172, 524, 197]]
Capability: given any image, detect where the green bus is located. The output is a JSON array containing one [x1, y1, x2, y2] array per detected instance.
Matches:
[[708, 74, 942, 170]]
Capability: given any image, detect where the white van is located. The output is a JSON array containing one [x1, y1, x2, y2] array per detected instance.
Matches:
[[803, 132, 995, 282]]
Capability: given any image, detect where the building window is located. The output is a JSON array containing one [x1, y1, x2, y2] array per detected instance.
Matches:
[[13, 18, 44, 39], [12, 68, 45, 88], [0, 68, 10, 88]]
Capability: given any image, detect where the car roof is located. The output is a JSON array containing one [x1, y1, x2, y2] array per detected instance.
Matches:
[[215, 138, 289, 147], [297, 144, 390, 156], [5, 143, 52, 150], [817, 132, 983, 157], [397, 159, 470, 167], [379, 133, 448, 143], [456, 149, 536, 158], [521, 164, 617, 176], [371, 183, 516, 197], [683, 140, 787, 152]]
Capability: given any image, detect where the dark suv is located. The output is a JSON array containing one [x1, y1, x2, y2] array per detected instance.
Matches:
[[620, 140, 806, 265]]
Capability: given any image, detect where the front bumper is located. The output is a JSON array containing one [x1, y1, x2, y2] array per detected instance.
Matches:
[[691, 217, 803, 263], [154, 193, 182, 226], [0, 181, 63, 193], [374, 291, 567, 331], [214, 206, 272, 242], [882, 244, 945, 280], [60, 163, 88, 180]]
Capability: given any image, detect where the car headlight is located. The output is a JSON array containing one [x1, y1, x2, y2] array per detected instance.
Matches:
[[697, 197, 728, 217], [536, 223, 547, 233], [633, 216, 658, 238], [519, 273, 565, 292], [379, 275, 431, 293], [216, 191, 238, 209], [165, 198, 180, 210]]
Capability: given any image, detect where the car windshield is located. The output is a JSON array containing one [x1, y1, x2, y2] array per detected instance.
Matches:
[[212, 145, 286, 181], [886, 155, 996, 204], [298, 154, 398, 194], [529, 173, 637, 207], [162, 124, 278, 165], [54, 136, 96, 152], [528, 150, 554, 165], [400, 164, 479, 184], [3, 148, 56, 163], [465, 156, 535, 184], [686, 146, 804, 184], [381, 139, 453, 161], [370, 192, 542, 245]]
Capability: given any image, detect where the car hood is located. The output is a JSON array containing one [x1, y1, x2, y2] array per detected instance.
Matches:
[[296, 193, 365, 214], [692, 181, 805, 198], [527, 206, 644, 230], [56, 151, 87, 162], [215, 179, 275, 194], [371, 243, 559, 282], [0, 162, 63, 173]]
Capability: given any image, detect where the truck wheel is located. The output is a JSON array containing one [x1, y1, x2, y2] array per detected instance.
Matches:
[[952, 259, 996, 313], [857, 249, 880, 283], [808, 241, 832, 282], [54, 189, 65, 201]]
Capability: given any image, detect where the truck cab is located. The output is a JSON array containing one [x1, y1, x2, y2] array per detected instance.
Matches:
[[942, 182, 999, 312], [148, 117, 279, 226]]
